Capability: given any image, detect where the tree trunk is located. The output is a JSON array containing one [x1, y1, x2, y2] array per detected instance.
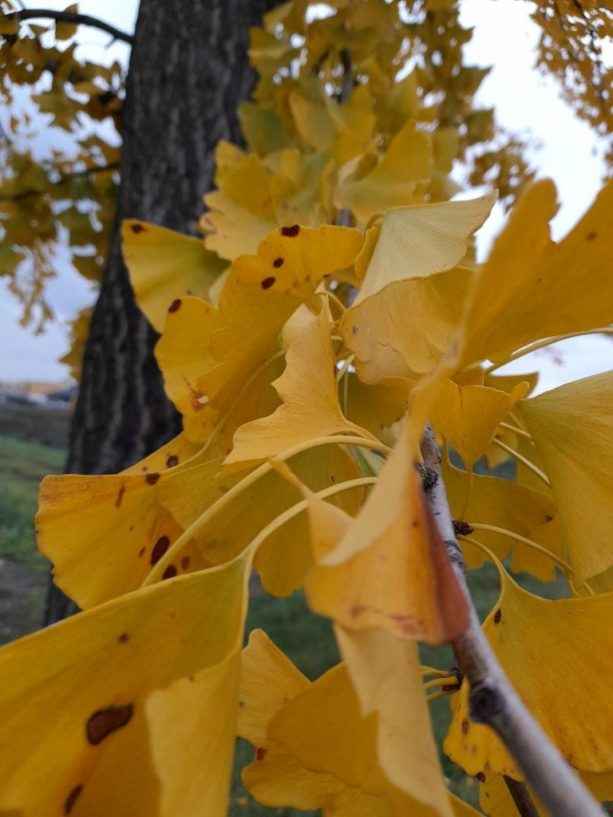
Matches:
[[45, 0, 279, 624]]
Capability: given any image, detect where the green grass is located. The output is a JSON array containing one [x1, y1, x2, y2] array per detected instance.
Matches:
[[0, 434, 64, 568]]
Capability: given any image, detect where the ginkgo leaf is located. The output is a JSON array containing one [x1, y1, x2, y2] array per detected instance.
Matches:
[[37, 466, 189, 609], [306, 422, 470, 644], [157, 224, 363, 442], [157, 445, 364, 597], [458, 180, 613, 369], [519, 371, 613, 582], [344, 375, 408, 442], [122, 220, 226, 332], [445, 560, 613, 777], [227, 306, 368, 465], [442, 459, 560, 579], [354, 194, 495, 304], [0, 552, 251, 817], [335, 120, 433, 224], [426, 379, 529, 465], [341, 267, 473, 383], [239, 629, 462, 817], [337, 626, 456, 817]]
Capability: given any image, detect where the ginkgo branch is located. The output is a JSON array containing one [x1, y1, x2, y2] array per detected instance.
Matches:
[[421, 426, 606, 817], [5, 8, 134, 44], [491, 437, 550, 486]]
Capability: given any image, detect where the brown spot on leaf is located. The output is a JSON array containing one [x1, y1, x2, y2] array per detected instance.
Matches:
[[166, 454, 179, 468], [168, 298, 182, 313], [493, 609, 502, 624], [117, 632, 130, 644], [272, 257, 284, 268], [145, 472, 160, 485], [162, 564, 178, 580], [256, 747, 267, 761], [130, 223, 145, 234], [476, 772, 486, 783], [586, 231, 597, 241], [261, 276, 276, 290], [352, 325, 358, 335], [86, 704, 134, 745], [461, 718, 470, 735], [64, 784, 83, 814], [281, 224, 300, 237], [138, 546, 145, 558], [151, 535, 170, 566], [181, 556, 191, 570], [115, 484, 126, 509]]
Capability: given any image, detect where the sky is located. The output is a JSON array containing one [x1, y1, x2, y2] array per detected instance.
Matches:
[[0, 0, 611, 391]]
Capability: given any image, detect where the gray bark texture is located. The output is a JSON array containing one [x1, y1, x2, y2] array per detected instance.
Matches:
[[45, 0, 279, 624]]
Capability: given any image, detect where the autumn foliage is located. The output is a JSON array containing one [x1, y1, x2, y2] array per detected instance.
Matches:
[[0, 1, 612, 816]]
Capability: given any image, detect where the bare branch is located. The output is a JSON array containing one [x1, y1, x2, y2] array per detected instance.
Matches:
[[0, 161, 120, 201], [420, 426, 606, 817], [5, 8, 134, 45]]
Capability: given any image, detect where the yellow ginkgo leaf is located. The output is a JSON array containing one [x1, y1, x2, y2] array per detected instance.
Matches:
[[442, 459, 560, 579], [519, 371, 613, 582], [335, 120, 433, 224], [0, 552, 251, 817], [344, 375, 408, 442], [445, 561, 613, 778], [306, 422, 470, 644], [158, 444, 364, 597], [227, 306, 368, 465], [122, 220, 226, 332], [157, 224, 363, 442], [354, 194, 495, 304], [232, 222, 363, 299], [426, 379, 529, 466], [458, 180, 613, 369], [337, 626, 456, 817], [239, 629, 459, 817], [37, 467, 187, 610], [341, 267, 473, 383]]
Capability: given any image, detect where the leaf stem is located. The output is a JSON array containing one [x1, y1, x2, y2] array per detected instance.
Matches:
[[465, 522, 572, 573], [491, 438, 550, 486], [498, 421, 534, 441], [485, 327, 613, 374], [421, 426, 606, 817]]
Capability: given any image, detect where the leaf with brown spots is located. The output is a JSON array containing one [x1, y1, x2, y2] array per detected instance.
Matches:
[[0, 548, 251, 816], [156, 223, 362, 443], [122, 220, 226, 332]]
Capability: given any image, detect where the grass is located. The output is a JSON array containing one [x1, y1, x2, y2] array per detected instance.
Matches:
[[0, 434, 64, 569]]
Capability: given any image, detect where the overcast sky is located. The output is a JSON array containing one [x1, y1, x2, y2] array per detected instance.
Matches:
[[1, 0, 610, 391]]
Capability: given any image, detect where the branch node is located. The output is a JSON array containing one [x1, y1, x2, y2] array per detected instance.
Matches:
[[469, 681, 504, 723]]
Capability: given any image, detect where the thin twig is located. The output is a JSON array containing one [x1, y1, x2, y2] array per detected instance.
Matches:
[[491, 437, 550, 486], [5, 8, 134, 44], [421, 425, 605, 817]]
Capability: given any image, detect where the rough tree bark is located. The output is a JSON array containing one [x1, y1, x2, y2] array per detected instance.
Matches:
[[45, 0, 279, 624]]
